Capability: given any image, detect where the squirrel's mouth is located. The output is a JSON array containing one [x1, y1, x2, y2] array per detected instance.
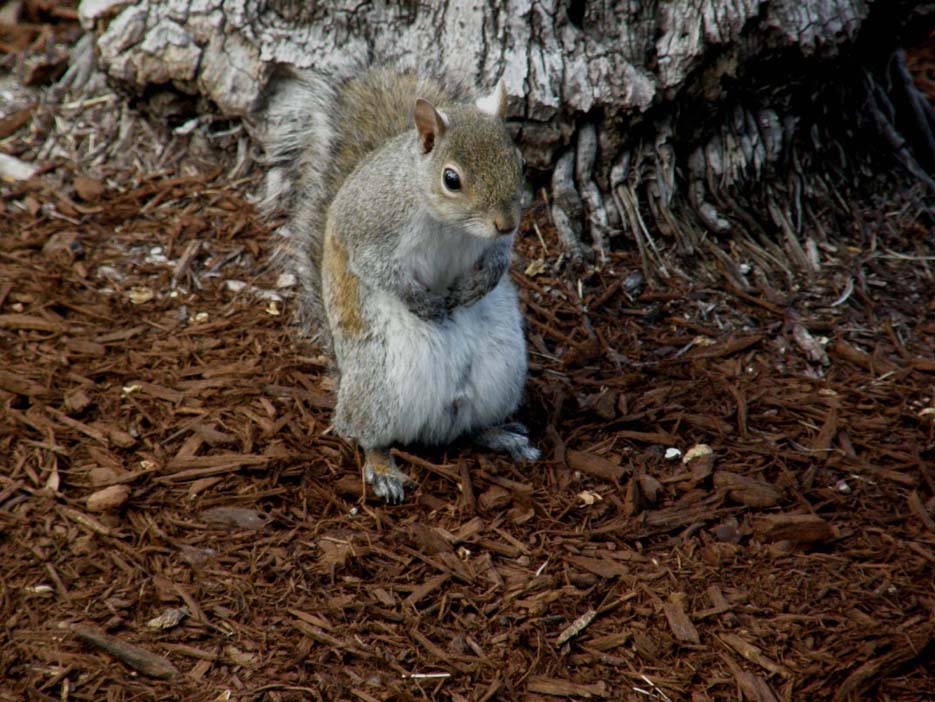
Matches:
[[490, 226, 517, 241]]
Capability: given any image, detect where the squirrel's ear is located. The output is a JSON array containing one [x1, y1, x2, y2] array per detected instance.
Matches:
[[475, 79, 507, 119], [414, 99, 447, 154]]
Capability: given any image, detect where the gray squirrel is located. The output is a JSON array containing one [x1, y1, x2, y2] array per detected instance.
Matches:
[[262, 66, 539, 502]]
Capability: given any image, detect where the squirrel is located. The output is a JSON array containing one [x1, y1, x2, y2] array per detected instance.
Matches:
[[261, 66, 540, 502]]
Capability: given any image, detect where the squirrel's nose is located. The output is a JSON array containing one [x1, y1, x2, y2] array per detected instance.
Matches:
[[493, 214, 517, 235]]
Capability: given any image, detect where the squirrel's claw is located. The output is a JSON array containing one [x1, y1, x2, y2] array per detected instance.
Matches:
[[474, 424, 541, 462], [367, 470, 409, 503], [364, 450, 411, 503], [512, 442, 541, 462]]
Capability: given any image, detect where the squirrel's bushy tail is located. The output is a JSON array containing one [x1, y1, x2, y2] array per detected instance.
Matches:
[[260, 68, 340, 350]]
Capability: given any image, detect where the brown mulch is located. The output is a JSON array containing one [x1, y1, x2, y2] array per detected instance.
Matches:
[[2, 162, 934, 702], [3, 8, 935, 702]]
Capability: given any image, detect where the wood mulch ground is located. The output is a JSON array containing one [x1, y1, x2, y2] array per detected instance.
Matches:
[[2, 5, 935, 702]]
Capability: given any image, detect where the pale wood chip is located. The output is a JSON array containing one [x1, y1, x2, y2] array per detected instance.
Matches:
[[527, 676, 608, 698], [719, 633, 790, 676], [557, 608, 597, 646], [86, 484, 130, 512], [58, 506, 112, 536]]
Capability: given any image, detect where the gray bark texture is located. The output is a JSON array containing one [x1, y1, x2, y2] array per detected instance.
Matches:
[[78, 0, 934, 281]]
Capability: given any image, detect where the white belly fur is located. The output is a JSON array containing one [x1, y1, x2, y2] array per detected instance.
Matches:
[[371, 278, 526, 445]]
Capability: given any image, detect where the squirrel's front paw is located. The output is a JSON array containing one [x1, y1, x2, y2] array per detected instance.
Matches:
[[406, 289, 449, 323], [447, 244, 510, 310], [364, 449, 412, 503]]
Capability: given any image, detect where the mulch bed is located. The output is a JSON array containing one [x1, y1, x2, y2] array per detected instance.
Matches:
[[3, 7, 935, 702]]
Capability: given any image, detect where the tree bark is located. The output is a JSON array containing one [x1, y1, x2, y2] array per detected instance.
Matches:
[[78, 0, 934, 280]]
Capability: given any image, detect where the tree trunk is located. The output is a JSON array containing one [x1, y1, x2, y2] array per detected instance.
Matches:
[[78, 0, 935, 282]]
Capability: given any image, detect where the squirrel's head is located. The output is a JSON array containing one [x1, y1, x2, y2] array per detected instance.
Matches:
[[413, 81, 526, 240]]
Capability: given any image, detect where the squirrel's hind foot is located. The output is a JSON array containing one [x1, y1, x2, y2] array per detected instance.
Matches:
[[364, 449, 411, 503], [474, 424, 541, 462]]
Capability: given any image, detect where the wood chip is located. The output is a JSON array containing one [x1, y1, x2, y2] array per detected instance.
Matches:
[[200, 506, 270, 530], [791, 322, 829, 365], [527, 677, 608, 698], [64, 386, 93, 412], [556, 608, 597, 646], [0, 314, 57, 332], [719, 633, 790, 676], [172, 239, 202, 283], [681, 334, 763, 361], [86, 484, 130, 512], [45, 406, 108, 444], [166, 453, 269, 472], [132, 381, 184, 403], [714, 471, 782, 508], [65, 624, 179, 679], [682, 443, 715, 479], [407, 523, 453, 555], [663, 592, 700, 644], [0, 105, 33, 139], [478, 485, 511, 511], [63, 337, 106, 355], [146, 606, 189, 630], [223, 644, 258, 667], [161, 642, 218, 662], [831, 339, 898, 374], [58, 506, 113, 536], [694, 584, 732, 619], [615, 429, 677, 444], [73, 176, 105, 201], [451, 516, 485, 542], [404, 573, 450, 608], [0, 370, 46, 397], [0, 153, 38, 181], [94, 325, 148, 343], [911, 357, 935, 372], [733, 670, 780, 702], [192, 422, 237, 446], [754, 513, 833, 544], [564, 555, 630, 578], [566, 450, 625, 482], [292, 618, 371, 659]]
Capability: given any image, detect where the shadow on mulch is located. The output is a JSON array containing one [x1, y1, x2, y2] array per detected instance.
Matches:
[[1, 164, 934, 702]]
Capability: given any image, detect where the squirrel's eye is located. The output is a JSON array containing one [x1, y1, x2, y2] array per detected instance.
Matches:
[[443, 168, 461, 191], [521, 158, 527, 172]]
